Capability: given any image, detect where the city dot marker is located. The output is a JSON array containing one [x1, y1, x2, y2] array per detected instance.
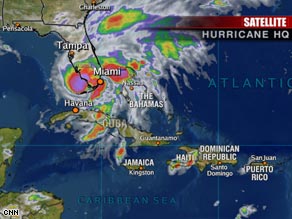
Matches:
[[262, 161, 268, 165], [92, 0, 97, 5], [72, 107, 79, 113], [139, 166, 143, 170], [97, 78, 104, 85], [129, 86, 134, 91], [217, 161, 222, 165], [156, 141, 160, 145], [15, 23, 21, 27], [69, 50, 75, 57]]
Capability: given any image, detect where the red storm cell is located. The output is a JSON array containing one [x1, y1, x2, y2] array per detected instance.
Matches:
[[130, 62, 139, 70], [108, 14, 123, 26], [91, 82, 106, 100], [117, 147, 125, 156]]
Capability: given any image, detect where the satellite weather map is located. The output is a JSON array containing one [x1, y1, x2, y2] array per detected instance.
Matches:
[[1, 0, 292, 218]]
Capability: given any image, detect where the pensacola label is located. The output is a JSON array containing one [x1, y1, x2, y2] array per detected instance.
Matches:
[[2, 25, 33, 32]]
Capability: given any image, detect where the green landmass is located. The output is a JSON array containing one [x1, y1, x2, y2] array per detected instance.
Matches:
[[49, 111, 73, 125], [0, 191, 64, 218], [122, 164, 142, 170], [0, 128, 22, 187], [2, 0, 84, 30], [117, 123, 169, 147], [180, 146, 237, 171], [49, 110, 171, 146], [167, 146, 238, 172], [1, 0, 103, 43], [49, 110, 107, 126]]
